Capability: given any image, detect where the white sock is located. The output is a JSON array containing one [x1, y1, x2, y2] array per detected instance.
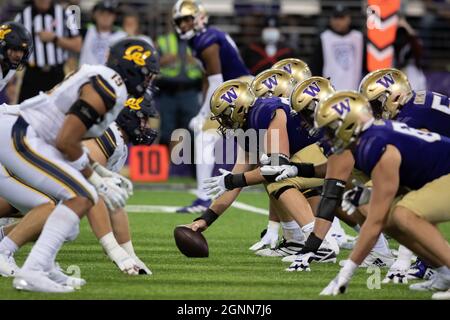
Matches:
[[394, 245, 414, 270], [301, 221, 315, 235], [195, 131, 219, 201], [280, 220, 304, 242], [0, 236, 19, 254], [0, 226, 4, 242], [120, 240, 136, 257], [372, 233, 391, 256], [22, 204, 80, 272]]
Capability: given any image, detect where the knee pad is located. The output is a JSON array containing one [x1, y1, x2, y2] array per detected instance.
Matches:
[[316, 179, 346, 222]]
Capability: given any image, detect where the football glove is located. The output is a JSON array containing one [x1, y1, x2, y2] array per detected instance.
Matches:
[[203, 168, 233, 200], [260, 164, 298, 182], [341, 180, 371, 215], [93, 162, 133, 197], [320, 260, 357, 296], [88, 172, 128, 211]]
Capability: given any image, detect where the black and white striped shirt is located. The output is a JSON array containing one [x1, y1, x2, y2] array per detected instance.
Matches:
[[15, 3, 79, 68]]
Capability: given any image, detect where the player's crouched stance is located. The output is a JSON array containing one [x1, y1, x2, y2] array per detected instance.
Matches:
[[0, 92, 158, 278], [0, 38, 159, 292], [303, 92, 450, 299]]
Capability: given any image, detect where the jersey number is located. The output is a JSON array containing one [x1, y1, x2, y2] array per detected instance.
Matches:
[[431, 93, 450, 115], [392, 122, 441, 143]]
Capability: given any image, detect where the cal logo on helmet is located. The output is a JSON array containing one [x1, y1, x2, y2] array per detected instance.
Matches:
[[123, 45, 151, 66], [262, 75, 278, 90], [220, 87, 238, 104], [331, 98, 351, 117], [375, 73, 395, 88], [302, 82, 321, 97], [0, 26, 11, 40], [125, 96, 144, 110]]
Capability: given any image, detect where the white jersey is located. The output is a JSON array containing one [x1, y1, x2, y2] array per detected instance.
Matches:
[[320, 29, 363, 91], [19, 64, 128, 145], [0, 65, 16, 92], [95, 122, 128, 173]]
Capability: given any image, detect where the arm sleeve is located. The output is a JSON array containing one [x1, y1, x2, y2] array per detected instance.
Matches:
[[197, 73, 224, 116]]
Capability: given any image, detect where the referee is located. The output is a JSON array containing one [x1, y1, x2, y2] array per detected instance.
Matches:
[[15, 0, 82, 102]]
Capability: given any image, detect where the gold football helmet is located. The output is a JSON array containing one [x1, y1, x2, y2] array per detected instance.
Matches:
[[271, 58, 312, 84], [359, 68, 413, 119], [172, 0, 208, 40], [315, 91, 373, 154], [210, 79, 256, 135], [290, 76, 335, 131], [251, 69, 295, 98]]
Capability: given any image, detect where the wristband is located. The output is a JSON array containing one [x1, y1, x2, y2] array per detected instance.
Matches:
[[194, 208, 219, 226], [68, 148, 89, 171], [293, 162, 315, 178], [224, 173, 247, 190]]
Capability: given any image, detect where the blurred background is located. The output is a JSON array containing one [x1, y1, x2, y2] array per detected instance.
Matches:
[[1, 0, 449, 181]]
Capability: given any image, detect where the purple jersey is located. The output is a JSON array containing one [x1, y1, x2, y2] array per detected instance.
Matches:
[[395, 91, 450, 137], [243, 97, 319, 155], [189, 27, 250, 81], [353, 120, 450, 190]]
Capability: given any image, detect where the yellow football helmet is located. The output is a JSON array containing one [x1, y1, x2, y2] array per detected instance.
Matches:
[[315, 91, 373, 154], [251, 69, 295, 98], [358, 68, 413, 119], [210, 79, 256, 135], [290, 76, 335, 131], [172, 0, 208, 40], [271, 58, 312, 84]]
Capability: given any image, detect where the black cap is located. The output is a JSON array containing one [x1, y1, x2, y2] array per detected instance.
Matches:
[[332, 4, 350, 17], [93, 0, 118, 13]]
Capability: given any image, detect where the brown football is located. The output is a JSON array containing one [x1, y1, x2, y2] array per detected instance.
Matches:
[[174, 226, 209, 258]]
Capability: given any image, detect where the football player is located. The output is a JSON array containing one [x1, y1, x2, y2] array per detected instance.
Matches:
[[188, 69, 340, 261], [305, 91, 450, 299], [342, 68, 450, 282], [0, 21, 32, 92], [0, 38, 159, 292], [172, 0, 251, 213], [0, 92, 158, 277], [359, 68, 450, 137]]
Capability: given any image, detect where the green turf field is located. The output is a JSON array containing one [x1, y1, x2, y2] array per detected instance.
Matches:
[[0, 189, 448, 300]]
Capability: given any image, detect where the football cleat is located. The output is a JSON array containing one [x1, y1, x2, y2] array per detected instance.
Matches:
[[0, 250, 19, 277], [409, 274, 450, 292], [13, 270, 74, 293], [282, 242, 338, 263], [339, 250, 395, 268], [407, 258, 435, 280], [255, 238, 304, 257], [432, 289, 450, 300], [285, 247, 337, 268], [176, 198, 211, 214], [48, 263, 86, 289]]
